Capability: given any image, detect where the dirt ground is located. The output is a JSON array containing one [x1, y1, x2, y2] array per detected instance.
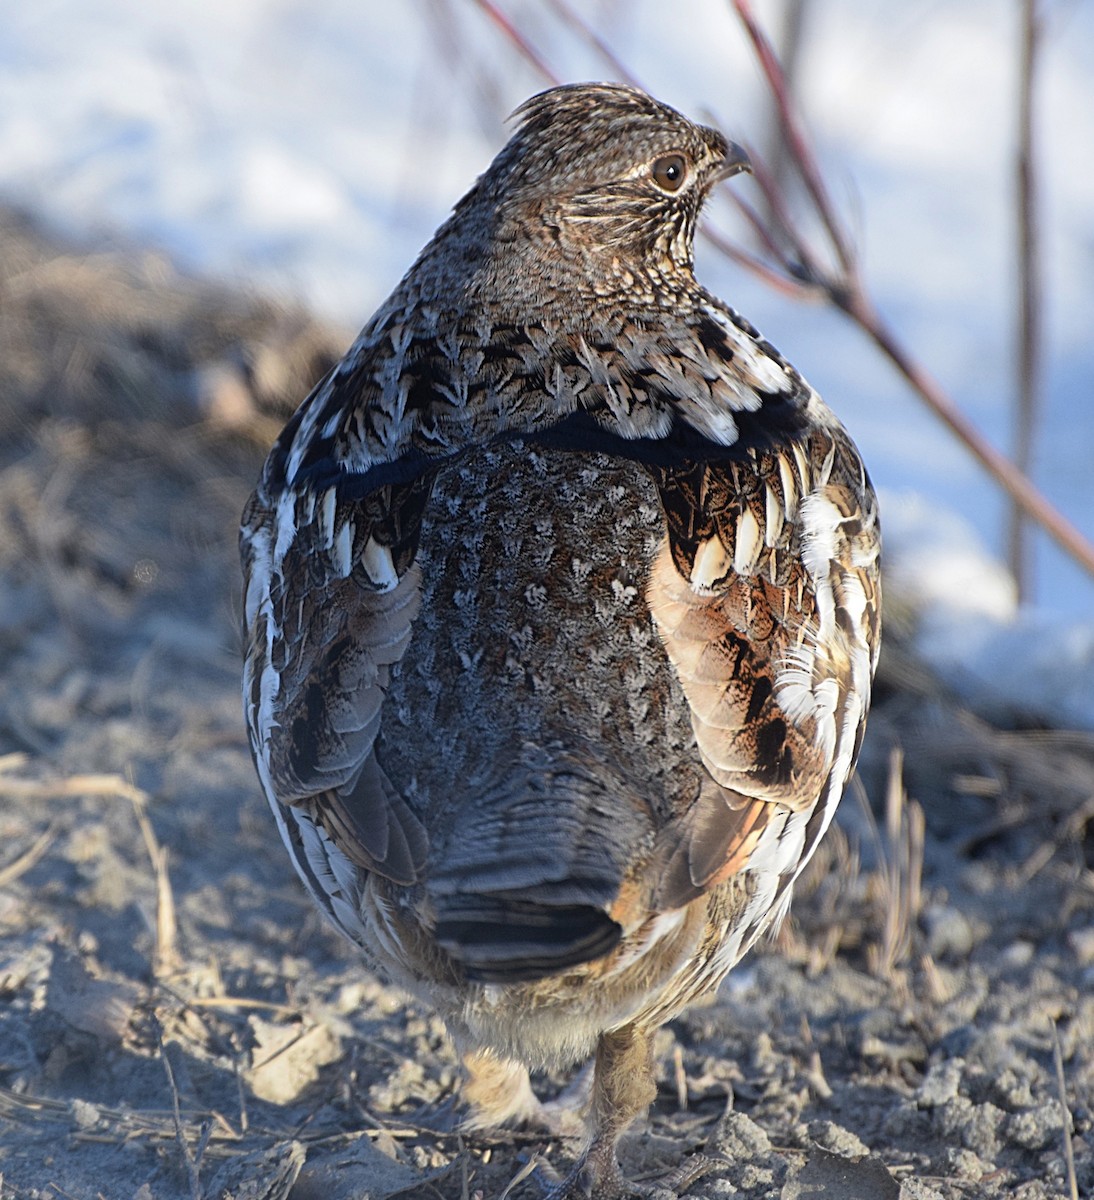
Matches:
[[0, 206, 1091, 1200]]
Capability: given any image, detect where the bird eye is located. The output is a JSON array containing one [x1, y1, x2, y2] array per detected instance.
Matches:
[[651, 153, 688, 193]]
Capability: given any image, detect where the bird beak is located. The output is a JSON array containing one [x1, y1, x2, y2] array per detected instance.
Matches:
[[715, 142, 752, 182]]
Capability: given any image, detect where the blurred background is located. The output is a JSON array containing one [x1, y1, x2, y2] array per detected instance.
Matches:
[[2, 0, 1093, 722]]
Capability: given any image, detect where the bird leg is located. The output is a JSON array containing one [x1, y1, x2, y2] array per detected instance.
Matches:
[[543, 1023, 659, 1199]]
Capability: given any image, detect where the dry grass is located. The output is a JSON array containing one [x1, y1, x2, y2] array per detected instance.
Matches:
[[867, 748, 926, 982]]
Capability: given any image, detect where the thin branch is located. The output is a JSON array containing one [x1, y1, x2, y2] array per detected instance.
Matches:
[[763, 0, 810, 221], [728, 0, 1094, 582], [157, 1022, 204, 1200], [698, 221, 820, 301], [541, 0, 639, 86], [1051, 1019, 1080, 1200], [1010, 0, 1044, 602], [729, 0, 856, 275], [468, 0, 560, 85], [838, 286, 1094, 582]]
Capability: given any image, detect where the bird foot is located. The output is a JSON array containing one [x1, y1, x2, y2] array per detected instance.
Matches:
[[537, 1150, 721, 1199]]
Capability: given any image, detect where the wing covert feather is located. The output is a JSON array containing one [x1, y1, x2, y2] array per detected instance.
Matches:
[[646, 427, 880, 908]]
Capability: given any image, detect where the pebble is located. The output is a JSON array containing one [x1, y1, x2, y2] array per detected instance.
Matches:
[[899, 1181, 946, 1199], [1000, 939, 1035, 968], [709, 1110, 772, 1161], [923, 904, 978, 959], [1068, 926, 1094, 966], [808, 1119, 870, 1157], [917, 1059, 963, 1108], [69, 1098, 100, 1130], [1005, 1102, 1063, 1150], [944, 1146, 991, 1179]]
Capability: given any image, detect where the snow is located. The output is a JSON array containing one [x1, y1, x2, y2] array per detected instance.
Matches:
[[2, 0, 1092, 724]]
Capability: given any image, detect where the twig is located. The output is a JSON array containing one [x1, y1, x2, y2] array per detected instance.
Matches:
[[1050, 1019, 1080, 1200], [186, 995, 301, 1016], [699, 221, 815, 299], [468, 0, 559, 85], [853, 753, 924, 982], [0, 771, 147, 804], [724, 1, 1094, 581], [1010, 0, 1044, 601], [763, 0, 810, 223], [672, 1043, 689, 1111], [157, 1024, 204, 1200], [500, 1154, 547, 1199], [130, 789, 181, 976], [542, 0, 638, 86], [728, 0, 855, 274], [0, 822, 57, 888], [838, 287, 1094, 581], [879, 749, 924, 978]]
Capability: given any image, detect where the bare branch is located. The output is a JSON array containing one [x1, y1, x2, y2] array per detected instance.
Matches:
[[1010, 0, 1045, 602], [837, 283, 1094, 582], [728, 0, 856, 276], [468, 0, 560, 85], [542, 0, 640, 86]]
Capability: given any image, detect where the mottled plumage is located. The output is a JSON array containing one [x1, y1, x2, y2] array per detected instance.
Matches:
[[241, 83, 880, 1198]]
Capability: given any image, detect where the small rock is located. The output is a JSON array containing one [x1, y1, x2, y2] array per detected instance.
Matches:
[[923, 905, 977, 960], [781, 1145, 899, 1199], [807, 1120, 870, 1157], [899, 1180, 946, 1200], [70, 1098, 100, 1129], [943, 1098, 1003, 1160], [48, 945, 140, 1044], [991, 1067, 1036, 1111], [1005, 1102, 1063, 1150], [709, 1110, 772, 1161], [1000, 940, 1034, 968], [1068, 927, 1094, 966], [917, 1059, 963, 1108], [246, 1016, 342, 1104], [861, 1035, 927, 1067], [944, 1146, 990, 1179]]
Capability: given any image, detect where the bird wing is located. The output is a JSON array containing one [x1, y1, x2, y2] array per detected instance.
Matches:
[[644, 423, 881, 910], [240, 382, 436, 888]]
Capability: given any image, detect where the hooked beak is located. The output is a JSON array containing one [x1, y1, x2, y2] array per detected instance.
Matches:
[[714, 140, 752, 182]]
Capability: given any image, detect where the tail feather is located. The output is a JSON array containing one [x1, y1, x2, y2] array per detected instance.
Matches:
[[426, 742, 648, 982]]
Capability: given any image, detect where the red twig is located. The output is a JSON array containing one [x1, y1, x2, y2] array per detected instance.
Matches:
[[729, 0, 856, 275], [542, 0, 640, 87], [468, 0, 560, 85], [698, 221, 819, 300], [840, 288, 1094, 580], [728, 0, 1094, 584]]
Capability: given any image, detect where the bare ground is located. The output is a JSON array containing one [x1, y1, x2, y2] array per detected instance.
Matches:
[[0, 206, 1091, 1200]]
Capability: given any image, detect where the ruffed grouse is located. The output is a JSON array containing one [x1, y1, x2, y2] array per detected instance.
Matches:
[[241, 83, 880, 1199]]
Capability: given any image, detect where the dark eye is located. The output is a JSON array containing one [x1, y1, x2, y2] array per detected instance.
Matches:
[[651, 153, 688, 192]]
